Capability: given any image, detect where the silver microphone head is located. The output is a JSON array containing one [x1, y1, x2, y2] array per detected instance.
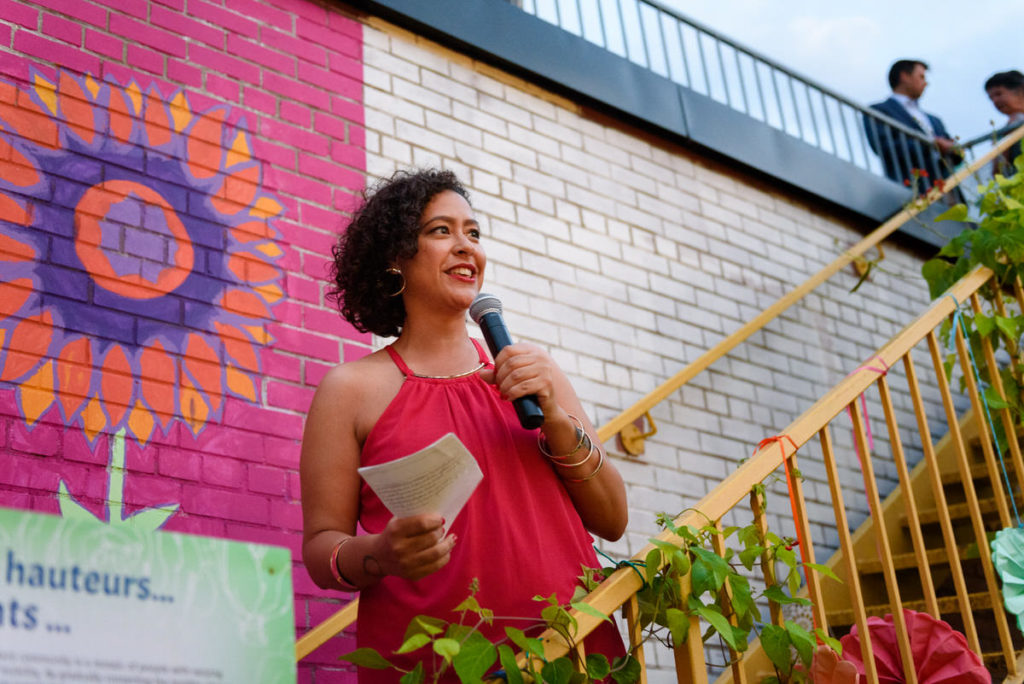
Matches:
[[469, 292, 502, 324]]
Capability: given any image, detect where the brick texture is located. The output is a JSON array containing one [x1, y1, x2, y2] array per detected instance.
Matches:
[[0, 1, 365, 682]]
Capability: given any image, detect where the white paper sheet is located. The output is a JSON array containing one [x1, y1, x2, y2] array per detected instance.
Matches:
[[357, 432, 483, 532]]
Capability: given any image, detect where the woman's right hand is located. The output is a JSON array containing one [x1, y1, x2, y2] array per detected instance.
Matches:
[[369, 514, 456, 581]]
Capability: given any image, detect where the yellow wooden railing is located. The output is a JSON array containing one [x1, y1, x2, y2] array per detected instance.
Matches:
[[296, 127, 1024, 675]]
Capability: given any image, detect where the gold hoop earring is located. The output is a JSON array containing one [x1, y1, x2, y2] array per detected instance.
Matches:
[[385, 267, 406, 297]]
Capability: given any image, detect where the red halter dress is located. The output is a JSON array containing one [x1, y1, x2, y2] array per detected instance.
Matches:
[[354, 340, 623, 681]]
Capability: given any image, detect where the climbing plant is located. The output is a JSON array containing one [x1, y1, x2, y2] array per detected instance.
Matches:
[[340, 485, 840, 683]]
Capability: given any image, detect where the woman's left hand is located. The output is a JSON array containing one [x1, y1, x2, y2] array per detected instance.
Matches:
[[480, 343, 561, 415]]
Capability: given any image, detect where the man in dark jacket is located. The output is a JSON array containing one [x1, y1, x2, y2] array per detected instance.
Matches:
[[864, 60, 961, 185]]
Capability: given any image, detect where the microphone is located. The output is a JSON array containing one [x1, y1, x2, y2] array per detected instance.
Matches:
[[469, 293, 545, 430]]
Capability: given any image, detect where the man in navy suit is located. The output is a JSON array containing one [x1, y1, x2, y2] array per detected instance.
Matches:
[[864, 60, 961, 185]]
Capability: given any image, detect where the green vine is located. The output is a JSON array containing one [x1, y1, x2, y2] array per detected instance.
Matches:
[[340, 487, 841, 683], [921, 152, 1024, 447]]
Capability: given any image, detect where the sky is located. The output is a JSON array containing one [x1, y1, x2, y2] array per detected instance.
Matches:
[[665, 0, 1024, 144]]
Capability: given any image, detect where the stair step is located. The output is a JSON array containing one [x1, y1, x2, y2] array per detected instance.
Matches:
[[827, 591, 992, 626], [908, 498, 999, 525], [856, 545, 971, 574], [940, 462, 993, 485]]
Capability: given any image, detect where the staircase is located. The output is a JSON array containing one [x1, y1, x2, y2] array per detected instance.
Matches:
[[816, 409, 1024, 682]]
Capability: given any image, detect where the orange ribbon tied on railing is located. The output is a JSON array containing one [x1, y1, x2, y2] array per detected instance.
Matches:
[[753, 434, 810, 567]]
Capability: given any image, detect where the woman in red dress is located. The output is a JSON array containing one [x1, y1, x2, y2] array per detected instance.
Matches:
[[300, 169, 627, 681]]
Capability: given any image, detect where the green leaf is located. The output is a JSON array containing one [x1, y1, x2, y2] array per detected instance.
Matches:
[[815, 628, 842, 655], [497, 645, 524, 684], [585, 654, 611, 681], [645, 548, 662, 583], [340, 648, 394, 670], [400, 662, 424, 684], [695, 604, 745, 652], [453, 631, 496, 683], [921, 258, 954, 299], [737, 524, 761, 548], [533, 592, 560, 606], [394, 633, 431, 655], [666, 607, 690, 645], [691, 547, 730, 588], [763, 585, 811, 605], [760, 624, 792, 673], [785, 620, 816, 666], [975, 313, 996, 338], [739, 545, 765, 571], [670, 549, 691, 576], [803, 562, 842, 584], [404, 615, 445, 641], [610, 655, 642, 684], [727, 573, 754, 618], [934, 203, 969, 223], [540, 657, 574, 684], [504, 627, 544, 658], [984, 385, 1012, 410], [690, 555, 715, 596], [433, 637, 461, 663], [454, 595, 482, 615], [996, 315, 1020, 341], [571, 600, 612, 623]]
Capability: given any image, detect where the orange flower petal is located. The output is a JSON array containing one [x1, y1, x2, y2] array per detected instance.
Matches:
[[0, 311, 53, 382], [0, 192, 33, 227], [230, 220, 273, 244], [169, 91, 190, 133], [0, 137, 40, 186], [186, 108, 225, 180], [179, 376, 208, 435], [20, 360, 54, 425], [82, 396, 106, 441], [108, 87, 134, 144], [243, 325, 270, 345], [0, 278, 33, 318], [250, 196, 283, 219], [127, 399, 155, 446], [226, 364, 256, 401], [144, 88, 171, 148], [220, 289, 271, 319], [100, 344, 133, 427], [213, 321, 258, 372], [227, 252, 280, 285], [225, 131, 250, 167], [56, 337, 92, 419], [0, 81, 59, 149], [184, 333, 222, 412], [139, 340, 176, 428], [210, 164, 258, 214], [58, 71, 95, 145], [0, 234, 35, 262]]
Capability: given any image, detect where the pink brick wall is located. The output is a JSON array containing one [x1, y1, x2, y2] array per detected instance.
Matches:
[[0, 1, 368, 680]]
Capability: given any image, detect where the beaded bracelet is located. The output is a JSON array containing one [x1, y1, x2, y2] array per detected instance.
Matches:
[[562, 447, 606, 483], [329, 537, 359, 590], [537, 413, 587, 460]]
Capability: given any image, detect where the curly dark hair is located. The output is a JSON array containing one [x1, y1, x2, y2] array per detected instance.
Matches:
[[328, 168, 470, 337]]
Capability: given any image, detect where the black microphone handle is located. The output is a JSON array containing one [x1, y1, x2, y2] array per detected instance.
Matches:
[[478, 312, 545, 430]]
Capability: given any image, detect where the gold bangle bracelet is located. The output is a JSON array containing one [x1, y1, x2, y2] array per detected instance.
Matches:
[[537, 413, 587, 459], [549, 434, 595, 468], [563, 448, 605, 483]]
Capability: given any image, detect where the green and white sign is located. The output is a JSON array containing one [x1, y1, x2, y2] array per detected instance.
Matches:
[[0, 507, 296, 683]]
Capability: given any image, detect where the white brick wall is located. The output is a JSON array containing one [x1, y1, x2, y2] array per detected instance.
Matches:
[[358, 14, 955, 676]]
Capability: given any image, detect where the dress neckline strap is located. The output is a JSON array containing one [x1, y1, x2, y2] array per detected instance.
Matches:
[[385, 339, 490, 379]]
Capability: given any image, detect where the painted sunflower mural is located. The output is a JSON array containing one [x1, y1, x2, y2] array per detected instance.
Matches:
[[0, 69, 284, 526]]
